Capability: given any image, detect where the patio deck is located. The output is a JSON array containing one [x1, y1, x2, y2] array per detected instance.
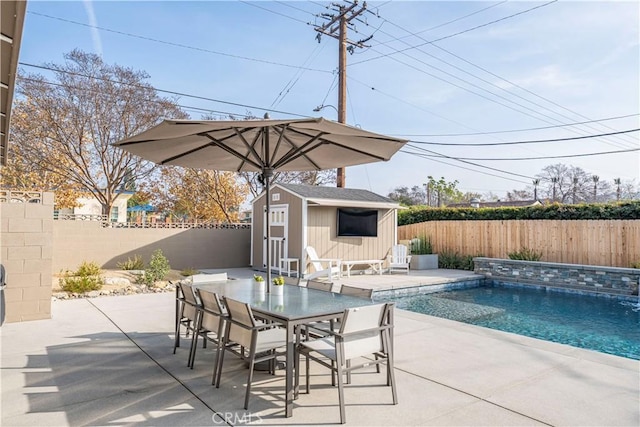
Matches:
[[1, 269, 638, 426]]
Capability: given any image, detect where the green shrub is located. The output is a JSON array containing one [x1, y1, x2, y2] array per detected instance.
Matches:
[[438, 251, 478, 271], [630, 261, 640, 269], [142, 249, 171, 285], [180, 267, 199, 277], [409, 235, 433, 254], [59, 261, 104, 293], [117, 255, 144, 270], [508, 247, 543, 261], [398, 201, 640, 225]]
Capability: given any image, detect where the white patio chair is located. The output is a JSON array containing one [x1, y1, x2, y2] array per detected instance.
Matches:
[[387, 244, 411, 274], [215, 297, 287, 410], [296, 303, 397, 424], [304, 246, 341, 280]]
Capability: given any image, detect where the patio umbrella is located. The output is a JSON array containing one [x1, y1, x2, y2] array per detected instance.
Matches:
[[113, 117, 407, 290]]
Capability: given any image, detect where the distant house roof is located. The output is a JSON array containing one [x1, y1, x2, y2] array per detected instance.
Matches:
[[257, 183, 401, 209], [447, 199, 543, 209]]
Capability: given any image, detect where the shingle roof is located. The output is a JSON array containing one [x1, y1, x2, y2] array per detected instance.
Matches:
[[278, 183, 394, 203]]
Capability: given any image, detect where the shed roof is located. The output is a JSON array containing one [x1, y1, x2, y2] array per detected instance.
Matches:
[[259, 183, 401, 209]]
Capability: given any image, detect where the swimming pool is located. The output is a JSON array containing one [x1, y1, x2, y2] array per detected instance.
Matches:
[[380, 284, 640, 360]]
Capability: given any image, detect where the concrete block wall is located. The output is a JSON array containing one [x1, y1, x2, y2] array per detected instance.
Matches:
[[474, 257, 640, 297], [1, 192, 54, 322]]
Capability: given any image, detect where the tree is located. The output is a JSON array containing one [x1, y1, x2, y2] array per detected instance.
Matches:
[[426, 176, 463, 207], [145, 167, 249, 223], [6, 50, 187, 216], [387, 185, 425, 206], [614, 178, 622, 201], [536, 164, 591, 203], [592, 175, 599, 202], [240, 170, 336, 199]]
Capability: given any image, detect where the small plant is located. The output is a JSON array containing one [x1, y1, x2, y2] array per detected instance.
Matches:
[[59, 261, 104, 293], [253, 274, 265, 282], [410, 235, 433, 255], [438, 251, 480, 271], [181, 267, 199, 277], [117, 254, 144, 270], [508, 247, 543, 261], [630, 260, 640, 269], [142, 249, 171, 286], [272, 276, 285, 286]]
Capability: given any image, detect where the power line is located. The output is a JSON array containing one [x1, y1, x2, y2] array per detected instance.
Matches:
[[400, 149, 532, 185], [404, 144, 536, 180], [19, 62, 308, 118], [409, 128, 640, 146], [27, 11, 331, 74], [369, 1, 508, 49], [417, 146, 640, 161], [350, 1, 557, 66], [396, 114, 640, 137]]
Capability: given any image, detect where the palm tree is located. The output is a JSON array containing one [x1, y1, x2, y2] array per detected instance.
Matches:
[[592, 175, 599, 202], [614, 178, 622, 201], [532, 178, 540, 201]]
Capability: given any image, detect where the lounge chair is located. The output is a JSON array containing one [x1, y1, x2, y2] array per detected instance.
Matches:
[[304, 246, 341, 280], [387, 244, 411, 274]]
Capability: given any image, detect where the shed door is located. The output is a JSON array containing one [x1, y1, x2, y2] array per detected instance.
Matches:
[[263, 204, 288, 272]]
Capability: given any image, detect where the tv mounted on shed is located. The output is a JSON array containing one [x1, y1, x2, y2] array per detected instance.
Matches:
[[337, 208, 378, 237]]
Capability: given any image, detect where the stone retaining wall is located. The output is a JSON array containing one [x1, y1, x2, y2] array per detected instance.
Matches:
[[474, 257, 640, 296]]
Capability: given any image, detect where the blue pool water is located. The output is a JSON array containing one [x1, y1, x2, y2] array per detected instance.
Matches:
[[383, 284, 640, 360]]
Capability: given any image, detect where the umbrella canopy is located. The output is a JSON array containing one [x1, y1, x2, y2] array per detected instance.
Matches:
[[114, 117, 408, 289]]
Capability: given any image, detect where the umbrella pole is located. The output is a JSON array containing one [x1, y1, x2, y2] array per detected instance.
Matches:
[[264, 168, 273, 292]]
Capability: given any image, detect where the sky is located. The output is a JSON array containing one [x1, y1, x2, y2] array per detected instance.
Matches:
[[16, 0, 640, 200]]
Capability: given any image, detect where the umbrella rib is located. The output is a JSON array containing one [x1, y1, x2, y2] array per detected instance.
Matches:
[[200, 131, 264, 170], [233, 128, 265, 171], [273, 132, 324, 170]]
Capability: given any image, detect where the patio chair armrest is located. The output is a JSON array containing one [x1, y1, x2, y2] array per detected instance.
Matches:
[[407, 255, 412, 262]]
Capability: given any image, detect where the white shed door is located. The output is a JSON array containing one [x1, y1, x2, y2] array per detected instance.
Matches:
[[263, 205, 288, 271]]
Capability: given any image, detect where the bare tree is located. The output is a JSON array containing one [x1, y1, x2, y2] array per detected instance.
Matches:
[[614, 178, 622, 201], [9, 50, 187, 215]]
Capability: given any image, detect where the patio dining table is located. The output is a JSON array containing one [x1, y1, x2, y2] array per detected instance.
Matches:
[[193, 279, 385, 417]]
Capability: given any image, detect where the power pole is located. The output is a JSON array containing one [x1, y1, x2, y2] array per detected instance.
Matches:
[[313, 0, 371, 188]]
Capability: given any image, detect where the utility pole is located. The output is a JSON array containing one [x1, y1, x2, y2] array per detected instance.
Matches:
[[313, 0, 371, 188]]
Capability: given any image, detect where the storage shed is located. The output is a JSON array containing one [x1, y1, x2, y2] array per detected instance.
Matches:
[[251, 183, 401, 277]]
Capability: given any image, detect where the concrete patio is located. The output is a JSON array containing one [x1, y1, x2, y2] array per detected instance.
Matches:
[[1, 270, 638, 426]]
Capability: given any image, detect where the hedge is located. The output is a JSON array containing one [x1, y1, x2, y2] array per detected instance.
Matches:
[[397, 201, 640, 225]]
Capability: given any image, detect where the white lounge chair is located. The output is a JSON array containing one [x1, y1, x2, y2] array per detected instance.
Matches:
[[387, 244, 411, 274], [304, 246, 341, 280]]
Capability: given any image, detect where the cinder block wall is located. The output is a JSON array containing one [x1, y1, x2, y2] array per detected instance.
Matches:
[[1, 192, 54, 322]]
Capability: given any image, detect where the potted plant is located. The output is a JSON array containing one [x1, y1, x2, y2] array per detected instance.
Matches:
[[253, 274, 266, 291], [409, 235, 438, 270], [271, 275, 285, 295]]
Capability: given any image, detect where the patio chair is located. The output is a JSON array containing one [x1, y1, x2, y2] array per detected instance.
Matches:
[[191, 289, 228, 376], [387, 244, 411, 274], [306, 279, 334, 292], [173, 282, 198, 359], [339, 284, 373, 300], [304, 246, 341, 280], [215, 297, 287, 410], [296, 303, 397, 424]]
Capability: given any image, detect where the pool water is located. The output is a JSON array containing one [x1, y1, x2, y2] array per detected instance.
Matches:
[[383, 285, 640, 360]]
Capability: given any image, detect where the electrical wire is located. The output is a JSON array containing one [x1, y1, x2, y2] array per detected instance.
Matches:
[[409, 128, 640, 146], [416, 146, 640, 161], [396, 114, 640, 137]]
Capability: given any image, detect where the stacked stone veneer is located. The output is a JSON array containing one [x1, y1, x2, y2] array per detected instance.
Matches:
[[1, 192, 54, 322], [474, 257, 639, 297]]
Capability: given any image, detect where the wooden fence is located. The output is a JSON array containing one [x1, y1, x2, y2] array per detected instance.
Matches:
[[398, 220, 640, 268]]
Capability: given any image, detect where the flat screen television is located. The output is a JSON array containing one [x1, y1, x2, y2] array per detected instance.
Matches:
[[337, 208, 378, 237]]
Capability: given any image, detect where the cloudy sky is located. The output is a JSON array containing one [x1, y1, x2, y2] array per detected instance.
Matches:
[[18, 1, 640, 199]]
